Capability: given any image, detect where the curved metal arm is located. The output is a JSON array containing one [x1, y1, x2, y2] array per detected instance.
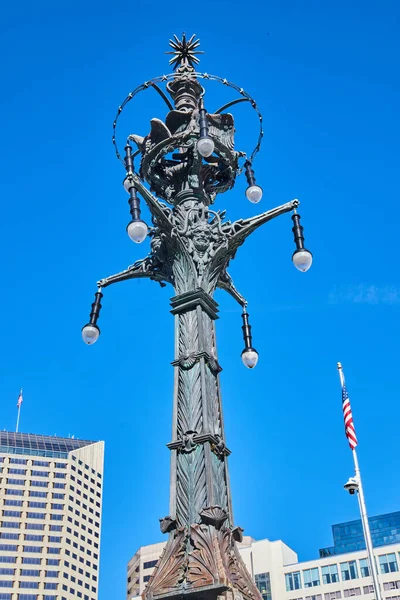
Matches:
[[206, 199, 299, 289], [131, 174, 174, 233], [222, 199, 299, 252], [97, 257, 157, 288], [217, 270, 247, 307]]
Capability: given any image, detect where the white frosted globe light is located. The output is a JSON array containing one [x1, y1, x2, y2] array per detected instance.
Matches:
[[245, 185, 263, 203], [197, 136, 215, 157], [292, 249, 313, 272], [127, 220, 148, 243], [82, 324, 100, 345], [241, 348, 259, 369]]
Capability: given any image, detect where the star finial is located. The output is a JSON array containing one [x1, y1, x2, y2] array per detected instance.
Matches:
[[166, 33, 204, 71]]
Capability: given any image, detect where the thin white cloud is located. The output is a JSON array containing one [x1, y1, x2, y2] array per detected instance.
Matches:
[[329, 284, 400, 305]]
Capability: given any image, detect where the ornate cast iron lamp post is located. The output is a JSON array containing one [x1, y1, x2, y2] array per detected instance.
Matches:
[[82, 34, 312, 600]]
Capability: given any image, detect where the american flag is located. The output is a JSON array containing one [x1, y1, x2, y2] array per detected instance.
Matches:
[[342, 380, 358, 450], [17, 389, 23, 408]]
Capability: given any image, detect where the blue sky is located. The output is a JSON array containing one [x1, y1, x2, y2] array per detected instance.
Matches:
[[1, 1, 400, 598]]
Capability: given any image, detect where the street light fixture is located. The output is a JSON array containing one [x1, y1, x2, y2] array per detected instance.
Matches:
[[292, 206, 313, 271], [81, 290, 102, 345], [124, 143, 148, 243], [241, 308, 259, 369], [244, 160, 263, 203], [82, 34, 312, 600], [197, 98, 215, 157]]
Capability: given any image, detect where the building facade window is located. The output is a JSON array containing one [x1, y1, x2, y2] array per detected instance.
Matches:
[[22, 558, 41, 565], [321, 565, 339, 584], [0, 533, 18, 540], [20, 570, 40, 577], [23, 546, 42, 553], [0, 558, 16, 564], [343, 588, 361, 597], [3, 510, 21, 518], [6, 478, 24, 485], [31, 471, 49, 477], [4, 500, 23, 507], [359, 558, 369, 577], [379, 553, 398, 574], [29, 491, 46, 498], [304, 568, 320, 588], [5, 489, 23, 496], [362, 585, 374, 594], [383, 582, 400, 591], [286, 572, 302, 591], [255, 572, 271, 600], [340, 561, 358, 581]]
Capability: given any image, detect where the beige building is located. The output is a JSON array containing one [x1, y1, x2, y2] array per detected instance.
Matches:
[[126, 536, 294, 600], [0, 430, 104, 600], [127, 535, 400, 600]]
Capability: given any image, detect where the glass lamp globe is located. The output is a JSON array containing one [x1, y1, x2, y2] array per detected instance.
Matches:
[[292, 249, 313, 272], [197, 136, 215, 158], [127, 220, 148, 243], [241, 347, 259, 369], [82, 324, 100, 345], [245, 185, 263, 204]]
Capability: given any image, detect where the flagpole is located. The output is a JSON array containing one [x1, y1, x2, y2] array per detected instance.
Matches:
[[337, 364, 382, 600], [16, 388, 22, 433]]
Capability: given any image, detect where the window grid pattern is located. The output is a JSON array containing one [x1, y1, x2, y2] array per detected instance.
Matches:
[[0, 436, 102, 600]]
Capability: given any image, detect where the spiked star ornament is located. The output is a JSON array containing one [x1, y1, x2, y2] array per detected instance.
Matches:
[[166, 33, 204, 70]]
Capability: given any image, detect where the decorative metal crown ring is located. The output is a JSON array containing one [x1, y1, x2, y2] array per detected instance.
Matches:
[[111, 71, 264, 178]]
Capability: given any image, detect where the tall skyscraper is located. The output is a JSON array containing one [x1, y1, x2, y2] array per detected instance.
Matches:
[[0, 431, 104, 600]]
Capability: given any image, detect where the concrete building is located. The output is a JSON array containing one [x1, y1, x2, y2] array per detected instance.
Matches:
[[126, 537, 296, 600], [0, 431, 104, 600], [127, 512, 400, 600]]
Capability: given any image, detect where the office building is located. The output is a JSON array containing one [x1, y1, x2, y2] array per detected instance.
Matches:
[[282, 541, 400, 600], [126, 537, 296, 600], [127, 511, 400, 600], [0, 431, 104, 600], [320, 512, 400, 557]]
